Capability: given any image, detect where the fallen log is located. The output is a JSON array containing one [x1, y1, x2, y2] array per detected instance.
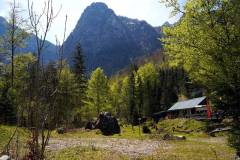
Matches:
[[162, 133, 186, 141], [174, 129, 193, 134], [209, 127, 232, 136]]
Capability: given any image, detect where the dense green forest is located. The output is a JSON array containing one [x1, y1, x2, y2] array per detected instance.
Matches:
[[0, 0, 239, 159], [0, 46, 198, 126]]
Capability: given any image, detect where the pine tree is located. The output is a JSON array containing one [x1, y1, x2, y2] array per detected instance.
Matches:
[[128, 63, 138, 125], [135, 73, 143, 119], [72, 43, 87, 107], [0, 83, 16, 124]]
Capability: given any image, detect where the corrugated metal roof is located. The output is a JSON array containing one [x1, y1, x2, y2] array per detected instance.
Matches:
[[168, 96, 206, 111]]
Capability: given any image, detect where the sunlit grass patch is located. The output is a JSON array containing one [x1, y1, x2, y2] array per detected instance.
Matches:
[[47, 147, 128, 160], [155, 118, 209, 138], [155, 139, 235, 160], [0, 125, 29, 157], [51, 125, 151, 140]]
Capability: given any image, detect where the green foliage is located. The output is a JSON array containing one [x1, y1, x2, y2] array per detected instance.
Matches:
[[109, 62, 194, 122], [162, 0, 240, 112], [0, 125, 29, 157], [137, 63, 159, 116], [0, 84, 16, 124], [55, 63, 77, 126], [118, 76, 131, 120], [0, 53, 36, 124], [109, 81, 122, 116], [71, 43, 88, 126], [86, 68, 110, 117], [13, 53, 36, 91], [128, 63, 138, 124], [160, 0, 182, 17], [162, 0, 240, 152], [72, 43, 87, 106], [228, 121, 240, 151]]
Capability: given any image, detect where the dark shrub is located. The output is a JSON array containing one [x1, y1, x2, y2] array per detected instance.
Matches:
[[142, 125, 151, 134], [228, 119, 240, 155]]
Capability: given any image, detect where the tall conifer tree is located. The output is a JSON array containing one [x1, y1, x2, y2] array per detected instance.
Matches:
[[72, 43, 87, 107]]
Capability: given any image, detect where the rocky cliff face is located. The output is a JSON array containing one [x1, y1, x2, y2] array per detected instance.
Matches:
[[64, 2, 162, 75]]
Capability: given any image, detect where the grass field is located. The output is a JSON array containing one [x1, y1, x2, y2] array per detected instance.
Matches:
[[51, 118, 209, 140], [0, 118, 236, 160], [0, 125, 29, 157], [51, 125, 150, 140]]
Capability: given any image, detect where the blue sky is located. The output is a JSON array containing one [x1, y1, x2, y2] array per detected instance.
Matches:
[[0, 0, 185, 43]]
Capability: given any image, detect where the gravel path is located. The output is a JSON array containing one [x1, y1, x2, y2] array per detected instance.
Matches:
[[47, 138, 171, 157]]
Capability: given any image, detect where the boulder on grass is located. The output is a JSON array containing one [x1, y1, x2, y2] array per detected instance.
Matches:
[[95, 112, 120, 135], [85, 121, 94, 130], [56, 127, 66, 134]]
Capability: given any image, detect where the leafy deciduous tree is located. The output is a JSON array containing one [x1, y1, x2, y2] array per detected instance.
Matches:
[[86, 67, 109, 116]]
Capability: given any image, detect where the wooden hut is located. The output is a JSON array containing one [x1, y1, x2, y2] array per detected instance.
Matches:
[[167, 96, 211, 119]]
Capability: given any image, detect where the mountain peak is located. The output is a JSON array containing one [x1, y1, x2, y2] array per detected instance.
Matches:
[[89, 2, 108, 9], [83, 2, 110, 14], [80, 2, 114, 24], [64, 3, 162, 75]]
